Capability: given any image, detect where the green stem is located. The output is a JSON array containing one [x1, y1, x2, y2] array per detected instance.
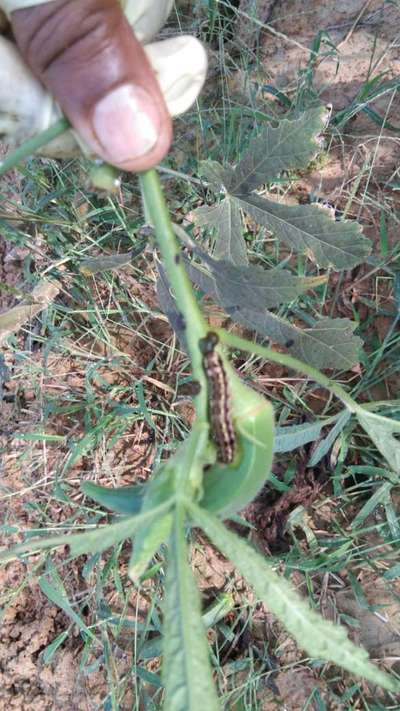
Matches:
[[0, 118, 70, 177], [138, 169, 209, 418], [219, 330, 362, 413]]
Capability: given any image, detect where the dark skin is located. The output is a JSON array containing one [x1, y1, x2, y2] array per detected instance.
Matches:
[[11, 0, 173, 170]]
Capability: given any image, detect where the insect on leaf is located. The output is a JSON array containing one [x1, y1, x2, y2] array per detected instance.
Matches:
[[236, 194, 371, 271], [228, 106, 330, 195]]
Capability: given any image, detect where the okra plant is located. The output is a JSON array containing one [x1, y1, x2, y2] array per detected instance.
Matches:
[[1, 107, 400, 707]]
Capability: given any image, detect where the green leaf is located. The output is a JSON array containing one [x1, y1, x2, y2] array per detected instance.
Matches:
[[129, 513, 172, 581], [186, 259, 361, 370], [79, 245, 145, 276], [200, 363, 274, 516], [40, 571, 94, 639], [357, 411, 400, 474], [199, 160, 235, 193], [236, 194, 371, 270], [232, 308, 362, 370], [42, 630, 69, 664], [308, 410, 351, 466], [274, 421, 324, 453], [163, 512, 220, 711], [82, 481, 146, 514], [229, 107, 328, 194], [193, 197, 248, 265], [351, 482, 393, 529], [212, 262, 325, 311], [191, 504, 399, 694], [0, 504, 171, 563]]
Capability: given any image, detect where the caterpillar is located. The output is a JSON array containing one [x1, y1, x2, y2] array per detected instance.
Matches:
[[199, 332, 236, 464]]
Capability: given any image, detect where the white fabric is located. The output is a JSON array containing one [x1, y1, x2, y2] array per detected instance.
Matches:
[[1, 0, 174, 39], [1, 0, 50, 15], [122, 0, 174, 43], [0, 0, 208, 157]]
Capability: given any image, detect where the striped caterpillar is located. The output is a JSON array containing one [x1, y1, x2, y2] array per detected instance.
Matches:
[[199, 332, 236, 464]]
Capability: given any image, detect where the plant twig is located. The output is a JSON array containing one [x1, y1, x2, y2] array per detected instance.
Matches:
[[139, 170, 209, 419], [219, 330, 361, 413], [0, 118, 70, 177]]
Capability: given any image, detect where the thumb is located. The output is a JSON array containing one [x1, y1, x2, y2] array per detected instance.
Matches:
[[11, 0, 173, 171]]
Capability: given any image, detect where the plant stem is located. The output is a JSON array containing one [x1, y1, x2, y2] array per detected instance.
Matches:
[[0, 118, 70, 177], [139, 169, 209, 418], [219, 330, 361, 413]]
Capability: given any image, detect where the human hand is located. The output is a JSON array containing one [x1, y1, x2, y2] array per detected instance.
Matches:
[[0, 0, 207, 170]]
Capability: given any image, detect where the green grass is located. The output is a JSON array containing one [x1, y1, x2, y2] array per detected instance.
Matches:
[[2, 1, 400, 708]]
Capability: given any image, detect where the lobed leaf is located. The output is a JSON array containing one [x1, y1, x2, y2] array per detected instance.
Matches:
[[191, 504, 400, 694], [236, 194, 371, 270], [213, 262, 325, 311], [228, 106, 329, 194], [193, 197, 247, 265], [199, 160, 235, 193], [232, 308, 362, 370]]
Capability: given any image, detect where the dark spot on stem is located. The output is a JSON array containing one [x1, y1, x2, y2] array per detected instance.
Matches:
[[176, 313, 186, 331], [174, 254, 181, 264]]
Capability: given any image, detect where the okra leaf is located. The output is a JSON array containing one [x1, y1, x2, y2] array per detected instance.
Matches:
[[357, 411, 400, 474], [185, 260, 361, 369], [192, 197, 248, 265], [236, 194, 371, 270], [199, 160, 235, 193], [191, 504, 400, 694], [129, 513, 173, 581], [213, 263, 325, 311], [229, 106, 329, 194], [184, 248, 325, 311], [232, 308, 362, 370], [163, 513, 219, 711]]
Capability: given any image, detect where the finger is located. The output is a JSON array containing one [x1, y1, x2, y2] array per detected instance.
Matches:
[[11, 0, 173, 171]]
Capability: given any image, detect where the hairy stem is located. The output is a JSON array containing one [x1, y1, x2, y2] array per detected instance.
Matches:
[[139, 170, 209, 419]]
